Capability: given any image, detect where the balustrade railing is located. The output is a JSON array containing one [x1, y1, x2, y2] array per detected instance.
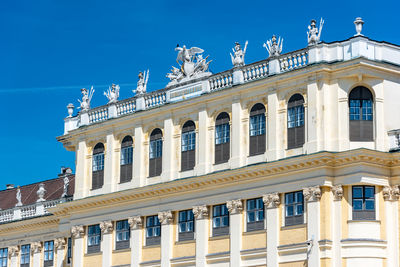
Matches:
[[209, 70, 233, 91], [89, 106, 109, 123], [21, 205, 36, 219], [0, 210, 13, 223], [279, 49, 308, 72], [243, 61, 269, 82], [117, 98, 136, 116], [144, 91, 167, 109]]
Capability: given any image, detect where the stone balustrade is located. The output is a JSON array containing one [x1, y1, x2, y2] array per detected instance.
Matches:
[[209, 70, 233, 91], [117, 98, 137, 116], [89, 106, 109, 123], [279, 49, 308, 72], [144, 90, 167, 109], [243, 61, 269, 82]]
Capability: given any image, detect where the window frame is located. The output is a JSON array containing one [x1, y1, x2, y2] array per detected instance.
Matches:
[[87, 224, 101, 254], [349, 86, 374, 141], [284, 191, 304, 226], [352, 185, 375, 220], [92, 143, 105, 190], [246, 198, 265, 231], [115, 220, 130, 250], [149, 129, 163, 177], [0, 248, 7, 267], [20, 244, 30, 267], [67, 237, 72, 264], [249, 104, 266, 156], [146, 215, 161, 246], [287, 94, 305, 149], [215, 113, 230, 164], [178, 210, 195, 241], [212, 204, 229, 236], [181, 121, 196, 171], [43, 241, 54, 267], [120, 136, 133, 183]]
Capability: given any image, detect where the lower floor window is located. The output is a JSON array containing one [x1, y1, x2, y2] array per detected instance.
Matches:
[[247, 198, 265, 231], [116, 220, 130, 250], [21, 244, 30, 267], [352, 185, 375, 220], [213, 204, 229, 236], [146, 215, 161, 246], [87, 225, 101, 253], [285, 191, 304, 226], [44, 241, 54, 267], [178, 210, 195, 241], [0, 248, 7, 267]]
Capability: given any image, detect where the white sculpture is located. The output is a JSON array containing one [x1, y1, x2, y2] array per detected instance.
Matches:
[[263, 35, 283, 57], [15, 186, 22, 207], [133, 70, 149, 96], [230, 41, 248, 67], [78, 86, 94, 112], [61, 176, 69, 198], [354, 17, 364, 36], [166, 45, 212, 86], [307, 18, 324, 45], [36, 183, 46, 202], [104, 84, 120, 104]]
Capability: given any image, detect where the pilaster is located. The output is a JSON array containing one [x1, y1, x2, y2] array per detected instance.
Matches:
[[104, 133, 116, 193], [55, 238, 66, 267], [263, 192, 280, 267], [306, 77, 319, 153], [230, 98, 245, 168], [8, 246, 19, 267], [158, 211, 173, 267], [332, 185, 343, 267], [266, 91, 279, 161], [162, 118, 174, 182], [193, 205, 209, 266], [129, 216, 143, 267], [71, 225, 85, 267], [100, 220, 113, 267], [383, 185, 399, 267], [31, 241, 42, 267], [227, 199, 243, 267], [134, 125, 145, 187], [196, 108, 210, 175], [75, 140, 88, 199]]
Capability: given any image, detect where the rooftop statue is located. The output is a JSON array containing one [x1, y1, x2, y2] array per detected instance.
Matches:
[[36, 183, 46, 202], [104, 83, 120, 104], [16, 186, 22, 207], [307, 18, 324, 46], [78, 86, 94, 112], [263, 35, 283, 58], [166, 45, 212, 86], [230, 41, 248, 67], [134, 70, 149, 96], [61, 176, 69, 198]]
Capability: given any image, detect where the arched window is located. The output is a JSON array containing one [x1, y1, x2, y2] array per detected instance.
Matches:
[[249, 103, 266, 156], [120, 136, 133, 183], [181, 121, 196, 171], [92, 143, 104, 189], [149, 129, 162, 177], [349, 86, 373, 141], [215, 112, 230, 164], [287, 94, 305, 149]]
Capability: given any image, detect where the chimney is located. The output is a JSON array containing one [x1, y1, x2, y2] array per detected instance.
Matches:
[[59, 167, 72, 177], [6, 184, 14, 190]]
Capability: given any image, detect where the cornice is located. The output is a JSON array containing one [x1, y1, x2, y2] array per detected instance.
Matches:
[[0, 216, 59, 235]]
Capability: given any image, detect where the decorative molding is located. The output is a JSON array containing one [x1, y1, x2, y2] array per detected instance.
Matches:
[[71, 225, 84, 238], [383, 185, 400, 201], [158, 211, 173, 225], [8, 246, 19, 257], [128, 216, 143, 229], [54, 238, 66, 249], [30, 241, 42, 253], [303, 186, 321, 202], [100, 220, 113, 234], [226, 199, 243, 214], [262, 192, 280, 208], [192, 205, 208, 220], [332, 185, 344, 201]]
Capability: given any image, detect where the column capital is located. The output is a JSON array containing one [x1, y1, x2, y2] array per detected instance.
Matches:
[[8, 246, 19, 257], [100, 220, 114, 234], [383, 185, 400, 201], [71, 225, 85, 238], [158, 211, 173, 225], [303, 186, 321, 202], [332, 185, 343, 201], [192, 205, 208, 220], [227, 199, 243, 214], [54, 238, 67, 250], [30, 241, 42, 253], [128, 216, 143, 229], [262, 192, 280, 208]]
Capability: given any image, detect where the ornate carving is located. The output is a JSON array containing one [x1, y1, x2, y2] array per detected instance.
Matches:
[[61, 176, 70, 198], [303, 186, 321, 202], [8, 246, 19, 257], [78, 86, 94, 112], [332, 185, 343, 201], [100, 220, 114, 234], [54, 238, 66, 249], [134, 70, 149, 96], [71, 225, 84, 238], [262, 193, 281, 208], [36, 183, 46, 202], [192, 205, 208, 220], [226, 199, 243, 214], [15, 186, 22, 207], [158, 211, 173, 225], [263, 35, 283, 57], [128, 216, 143, 229], [104, 84, 120, 104], [230, 41, 248, 67], [30, 242, 42, 253], [354, 17, 364, 36], [307, 18, 324, 46], [383, 185, 400, 201]]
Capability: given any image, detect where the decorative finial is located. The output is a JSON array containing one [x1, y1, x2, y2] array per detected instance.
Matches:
[[36, 183, 46, 202], [263, 35, 283, 57], [354, 17, 364, 36], [104, 84, 120, 104], [15, 186, 22, 207], [307, 18, 324, 45], [67, 103, 74, 117], [77, 86, 94, 112], [230, 41, 248, 67], [133, 70, 149, 96]]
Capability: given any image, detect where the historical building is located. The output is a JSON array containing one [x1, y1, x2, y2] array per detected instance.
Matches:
[[1, 17, 400, 267]]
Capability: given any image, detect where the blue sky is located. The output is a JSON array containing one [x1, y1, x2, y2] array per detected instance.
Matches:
[[0, 0, 399, 187]]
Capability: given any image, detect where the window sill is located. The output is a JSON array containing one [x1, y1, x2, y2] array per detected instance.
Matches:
[[85, 251, 102, 256], [143, 244, 161, 249], [347, 220, 380, 223], [281, 223, 306, 230], [175, 239, 195, 245], [118, 180, 132, 185], [113, 248, 130, 253], [243, 229, 265, 235], [209, 234, 229, 241]]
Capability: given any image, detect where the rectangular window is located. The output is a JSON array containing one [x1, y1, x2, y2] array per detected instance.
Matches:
[[120, 146, 133, 165], [43, 241, 54, 267], [178, 210, 194, 241], [20, 244, 30, 267], [288, 106, 304, 128], [352, 186, 375, 220], [362, 100, 373, 121], [87, 225, 101, 253], [149, 139, 162, 159], [349, 99, 361, 120], [0, 248, 7, 267], [182, 131, 196, 152], [146, 215, 161, 246], [247, 198, 265, 231], [213, 204, 229, 236], [67, 238, 72, 264], [285, 191, 304, 226], [250, 114, 266, 136], [215, 124, 230, 145], [92, 153, 104, 171], [116, 220, 130, 250]]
